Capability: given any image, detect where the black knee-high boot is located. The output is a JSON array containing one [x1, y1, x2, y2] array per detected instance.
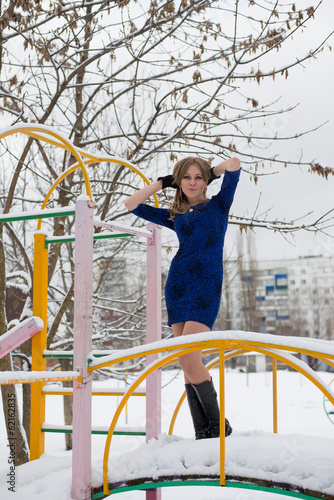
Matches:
[[185, 383, 210, 440], [192, 378, 232, 438]]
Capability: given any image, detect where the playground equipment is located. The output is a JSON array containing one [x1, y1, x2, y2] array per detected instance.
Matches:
[[0, 124, 161, 500], [324, 378, 334, 426], [1, 124, 334, 500]]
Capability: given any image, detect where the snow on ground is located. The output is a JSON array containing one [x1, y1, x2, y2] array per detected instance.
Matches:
[[0, 368, 333, 500], [91, 431, 334, 494]]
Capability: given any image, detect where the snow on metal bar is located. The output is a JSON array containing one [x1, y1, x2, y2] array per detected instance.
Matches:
[[43, 349, 120, 359], [0, 205, 76, 223], [42, 423, 145, 435], [42, 386, 146, 395], [94, 218, 153, 239], [45, 232, 132, 245], [89, 330, 334, 370], [0, 316, 43, 360], [0, 370, 81, 385]]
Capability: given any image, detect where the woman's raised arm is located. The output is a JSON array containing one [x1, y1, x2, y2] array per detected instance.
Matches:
[[124, 179, 163, 212], [211, 157, 240, 178]]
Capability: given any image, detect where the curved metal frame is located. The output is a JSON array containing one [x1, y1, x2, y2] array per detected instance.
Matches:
[[323, 377, 334, 425], [0, 123, 159, 229], [0, 124, 93, 201], [36, 156, 159, 230], [94, 337, 334, 497]]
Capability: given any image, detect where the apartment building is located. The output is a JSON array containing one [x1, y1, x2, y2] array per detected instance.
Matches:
[[222, 255, 334, 340]]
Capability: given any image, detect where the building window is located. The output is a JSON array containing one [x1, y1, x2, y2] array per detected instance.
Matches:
[[242, 275, 252, 282], [275, 274, 288, 290]]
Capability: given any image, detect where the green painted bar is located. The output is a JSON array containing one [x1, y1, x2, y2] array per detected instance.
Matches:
[[43, 352, 74, 359], [0, 209, 75, 223], [43, 351, 111, 359], [45, 233, 133, 246], [91, 480, 323, 500], [42, 428, 145, 436]]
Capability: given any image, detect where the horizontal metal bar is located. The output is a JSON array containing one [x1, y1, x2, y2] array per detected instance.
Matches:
[[42, 425, 145, 436], [43, 350, 116, 359], [92, 479, 324, 500], [0, 206, 76, 223], [45, 232, 133, 246], [42, 387, 146, 396], [94, 219, 153, 239]]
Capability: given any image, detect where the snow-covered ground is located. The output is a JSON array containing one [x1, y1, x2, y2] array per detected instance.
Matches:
[[1, 368, 333, 500]]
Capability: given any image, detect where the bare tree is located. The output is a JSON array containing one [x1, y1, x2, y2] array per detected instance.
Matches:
[[236, 232, 261, 332]]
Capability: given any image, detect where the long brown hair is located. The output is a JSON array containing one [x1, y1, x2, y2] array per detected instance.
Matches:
[[169, 157, 211, 220]]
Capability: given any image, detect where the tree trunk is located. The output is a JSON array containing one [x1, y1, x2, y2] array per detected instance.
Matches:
[[0, 227, 29, 465], [61, 358, 73, 450], [0, 356, 30, 465], [20, 339, 32, 444]]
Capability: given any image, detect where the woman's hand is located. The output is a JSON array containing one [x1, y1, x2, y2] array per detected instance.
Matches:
[[124, 171, 178, 211], [157, 174, 178, 189]]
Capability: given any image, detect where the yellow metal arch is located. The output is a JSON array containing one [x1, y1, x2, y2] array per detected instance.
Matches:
[[102, 345, 206, 496], [37, 157, 159, 230], [88, 337, 334, 373], [0, 124, 93, 201], [169, 346, 334, 436], [0, 124, 159, 230]]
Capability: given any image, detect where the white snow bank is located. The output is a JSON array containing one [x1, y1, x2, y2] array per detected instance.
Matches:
[[91, 431, 334, 496], [0, 454, 72, 500], [4, 431, 332, 500]]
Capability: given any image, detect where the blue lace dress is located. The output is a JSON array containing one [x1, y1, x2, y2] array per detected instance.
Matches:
[[130, 168, 240, 329]]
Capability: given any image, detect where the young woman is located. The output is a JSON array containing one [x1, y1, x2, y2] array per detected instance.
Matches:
[[125, 156, 241, 439]]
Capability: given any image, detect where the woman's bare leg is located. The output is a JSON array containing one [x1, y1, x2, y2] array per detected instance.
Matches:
[[172, 321, 211, 385]]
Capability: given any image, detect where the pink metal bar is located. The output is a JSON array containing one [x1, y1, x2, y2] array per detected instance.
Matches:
[[0, 316, 43, 360], [72, 196, 94, 500], [94, 218, 153, 239], [146, 223, 162, 500]]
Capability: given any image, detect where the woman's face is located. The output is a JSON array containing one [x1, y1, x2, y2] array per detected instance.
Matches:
[[180, 164, 207, 204]]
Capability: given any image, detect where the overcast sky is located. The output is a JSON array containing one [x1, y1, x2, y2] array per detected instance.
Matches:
[[219, 0, 334, 262]]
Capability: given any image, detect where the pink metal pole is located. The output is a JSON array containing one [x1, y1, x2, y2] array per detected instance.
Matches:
[[72, 196, 94, 500], [0, 317, 43, 360], [146, 223, 162, 500]]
